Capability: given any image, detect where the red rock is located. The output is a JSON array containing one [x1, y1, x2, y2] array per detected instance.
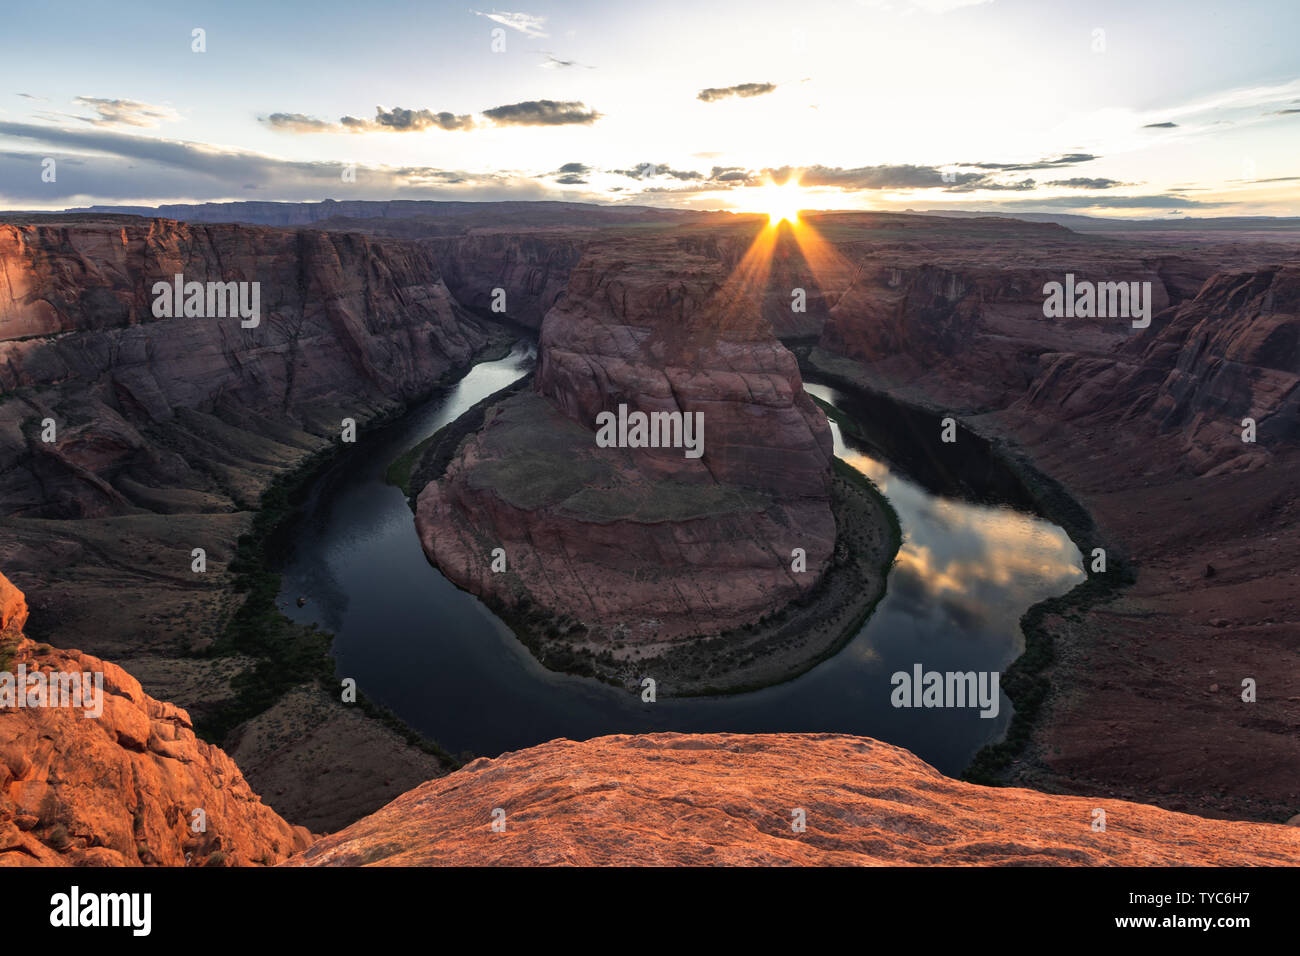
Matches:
[[0, 572, 311, 867], [416, 236, 836, 642], [288, 733, 1300, 866]]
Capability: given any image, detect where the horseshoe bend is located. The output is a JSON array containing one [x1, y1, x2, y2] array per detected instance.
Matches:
[[411, 234, 899, 694]]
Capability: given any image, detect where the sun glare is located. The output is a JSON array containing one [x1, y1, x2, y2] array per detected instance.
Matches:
[[751, 177, 805, 225]]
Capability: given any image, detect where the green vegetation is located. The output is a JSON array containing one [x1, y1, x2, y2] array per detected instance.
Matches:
[[385, 434, 437, 495], [961, 458, 1136, 786]]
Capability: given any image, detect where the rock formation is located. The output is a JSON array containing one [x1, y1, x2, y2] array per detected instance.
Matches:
[[0, 572, 310, 866], [289, 733, 1300, 866], [415, 235, 840, 653]]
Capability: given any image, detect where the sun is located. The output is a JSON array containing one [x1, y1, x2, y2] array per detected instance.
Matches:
[[749, 177, 805, 225]]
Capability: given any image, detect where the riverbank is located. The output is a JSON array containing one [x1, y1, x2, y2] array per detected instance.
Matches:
[[797, 346, 1134, 787], [183, 330, 519, 830]]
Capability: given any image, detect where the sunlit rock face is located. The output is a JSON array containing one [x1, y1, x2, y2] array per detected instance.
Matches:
[[416, 236, 837, 643], [0, 572, 312, 867], [288, 732, 1300, 866]]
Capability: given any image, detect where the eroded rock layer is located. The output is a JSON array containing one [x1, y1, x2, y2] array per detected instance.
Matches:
[[289, 733, 1300, 866]]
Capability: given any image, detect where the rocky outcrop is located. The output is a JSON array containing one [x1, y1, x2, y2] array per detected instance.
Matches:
[[289, 732, 1300, 866], [416, 236, 838, 650], [0, 572, 311, 866]]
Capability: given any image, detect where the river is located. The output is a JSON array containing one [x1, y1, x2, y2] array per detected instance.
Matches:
[[274, 341, 1084, 774]]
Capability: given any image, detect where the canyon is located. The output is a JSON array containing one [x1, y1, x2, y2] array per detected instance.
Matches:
[[0, 201, 1297, 862]]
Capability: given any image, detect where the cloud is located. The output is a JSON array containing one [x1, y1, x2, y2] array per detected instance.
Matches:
[[1045, 177, 1130, 189], [482, 99, 600, 126], [472, 9, 548, 38], [860, 0, 994, 12], [265, 106, 475, 134], [1142, 121, 1178, 128], [969, 153, 1098, 171], [697, 82, 777, 103], [710, 166, 752, 183], [769, 163, 972, 189], [0, 121, 554, 205], [946, 177, 1036, 192], [551, 161, 591, 184], [540, 52, 593, 69], [265, 112, 339, 134], [67, 97, 180, 129], [996, 194, 1229, 210], [613, 163, 703, 181], [1270, 108, 1300, 115], [358, 106, 475, 131]]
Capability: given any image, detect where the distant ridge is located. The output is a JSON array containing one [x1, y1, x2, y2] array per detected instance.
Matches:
[[54, 198, 705, 228]]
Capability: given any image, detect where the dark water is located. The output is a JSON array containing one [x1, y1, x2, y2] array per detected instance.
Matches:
[[275, 342, 1083, 774]]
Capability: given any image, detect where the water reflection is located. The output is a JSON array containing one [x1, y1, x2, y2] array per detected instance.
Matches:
[[274, 354, 1085, 776]]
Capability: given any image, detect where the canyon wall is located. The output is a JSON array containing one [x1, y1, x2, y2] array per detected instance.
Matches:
[[1023, 264, 1300, 474], [0, 218, 491, 520], [426, 232, 587, 328], [813, 215, 1291, 410]]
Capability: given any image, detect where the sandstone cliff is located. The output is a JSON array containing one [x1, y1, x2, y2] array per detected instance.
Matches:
[[0, 572, 311, 866], [813, 213, 1292, 410], [289, 733, 1300, 866]]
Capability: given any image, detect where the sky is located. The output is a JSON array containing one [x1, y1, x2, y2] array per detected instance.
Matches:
[[1, 0, 1297, 217]]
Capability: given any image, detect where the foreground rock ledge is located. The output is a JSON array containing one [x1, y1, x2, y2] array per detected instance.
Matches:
[[0, 573, 310, 866], [288, 733, 1300, 866]]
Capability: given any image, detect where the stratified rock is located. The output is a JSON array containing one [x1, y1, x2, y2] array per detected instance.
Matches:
[[288, 733, 1300, 866], [0, 572, 310, 866], [416, 236, 836, 644], [428, 232, 586, 328]]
